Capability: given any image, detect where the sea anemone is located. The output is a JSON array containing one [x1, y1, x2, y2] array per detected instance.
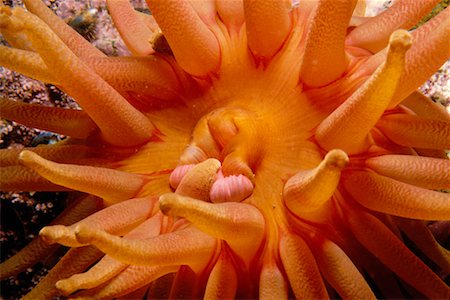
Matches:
[[0, 0, 449, 299]]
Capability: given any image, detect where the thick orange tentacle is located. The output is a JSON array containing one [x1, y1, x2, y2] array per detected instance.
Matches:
[[18, 150, 146, 205], [259, 260, 288, 299], [159, 193, 265, 264], [366, 155, 450, 189], [401, 91, 450, 121], [76, 265, 177, 299], [145, 0, 220, 76], [390, 7, 450, 107], [346, 0, 440, 53], [300, 0, 357, 87], [377, 114, 450, 150], [0, 166, 69, 191], [106, 0, 154, 56], [316, 30, 411, 154], [21, 246, 103, 300], [0, 195, 102, 279], [0, 98, 97, 138], [0, 46, 57, 84], [56, 213, 163, 296], [0, 143, 134, 168], [342, 171, 450, 220], [39, 197, 157, 247], [0, 7, 154, 147], [22, 0, 105, 59], [243, 0, 291, 58], [279, 232, 328, 299], [204, 245, 238, 300], [283, 149, 348, 220], [74, 225, 218, 273], [346, 208, 450, 299], [87, 56, 182, 102], [311, 236, 376, 300]]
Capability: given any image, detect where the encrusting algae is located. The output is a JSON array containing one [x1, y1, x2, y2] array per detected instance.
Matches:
[[0, 0, 449, 299]]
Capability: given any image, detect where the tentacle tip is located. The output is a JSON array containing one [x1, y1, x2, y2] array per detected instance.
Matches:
[[210, 174, 254, 203], [38, 226, 57, 245], [55, 280, 73, 296], [324, 149, 349, 169], [18, 150, 37, 165], [389, 29, 412, 51], [159, 193, 176, 216]]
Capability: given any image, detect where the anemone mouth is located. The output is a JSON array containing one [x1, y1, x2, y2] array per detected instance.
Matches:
[[1, 0, 450, 299]]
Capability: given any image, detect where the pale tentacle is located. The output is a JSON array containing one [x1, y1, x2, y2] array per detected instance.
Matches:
[[106, 0, 154, 56], [259, 260, 288, 300], [159, 193, 265, 264], [22, 0, 105, 59], [56, 213, 163, 296], [390, 7, 450, 107], [0, 46, 57, 83], [39, 196, 157, 247], [21, 246, 103, 300], [342, 171, 450, 220], [315, 30, 411, 154], [311, 236, 376, 300], [0, 98, 96, 138], [345, 0, 440, 53], [145, 0, 220, 76], [401, 91, 450, 121], [0, 165, 69, 191], [0, 7, 154, 146], [300, 0, 357, 87], [283, 149, 348, 220], [377, 114, 450, 150], [87, 56, 182, 103], [74, 225, 218, 274], [19, 150, 146, 205], [279, 232, 328, 299], [204, 245, 238, 300], [365, 154, 450, 189]]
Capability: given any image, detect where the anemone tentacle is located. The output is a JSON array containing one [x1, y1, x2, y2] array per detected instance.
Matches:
[[106, 0, 154, 56]]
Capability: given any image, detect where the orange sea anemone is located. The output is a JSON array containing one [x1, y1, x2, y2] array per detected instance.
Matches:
[[0, 0, 449, 299]]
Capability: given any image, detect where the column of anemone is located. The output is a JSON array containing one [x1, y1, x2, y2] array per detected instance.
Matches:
[[315, 29, 411, 154], [0, 7, 155, 147]]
